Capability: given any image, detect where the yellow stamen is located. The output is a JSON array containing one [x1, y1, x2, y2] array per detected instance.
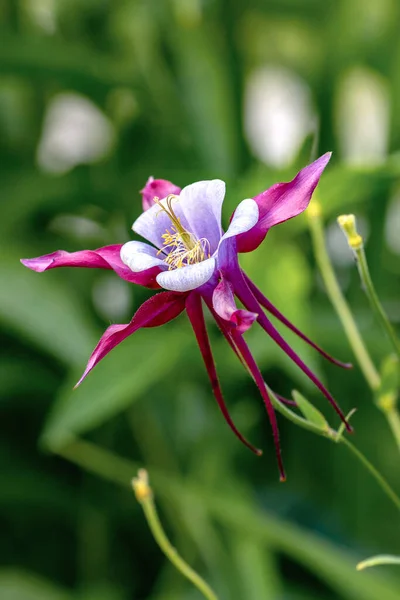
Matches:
[[155, 195, 210, 270]]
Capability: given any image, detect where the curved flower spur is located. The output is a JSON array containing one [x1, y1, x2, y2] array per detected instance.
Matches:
[[21, 153, 352, 480]]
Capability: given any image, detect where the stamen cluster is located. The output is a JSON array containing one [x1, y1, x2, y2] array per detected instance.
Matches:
[[155, 194, 210, 270]]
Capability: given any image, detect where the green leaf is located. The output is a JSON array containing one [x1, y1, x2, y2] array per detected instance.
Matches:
[[41, 326, 190, 450], [357, 555, 400, 571], [0, 569, 72, 600], [267, 386, 325, 436], [0, 250, 97, 367], [292, 390, 330, 431]]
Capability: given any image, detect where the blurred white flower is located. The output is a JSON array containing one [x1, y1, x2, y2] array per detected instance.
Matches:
[[37, 93, 115, 174], [335, 67, 389, 164], [24, 0, 57, 34], [244, 66, 315, 167]]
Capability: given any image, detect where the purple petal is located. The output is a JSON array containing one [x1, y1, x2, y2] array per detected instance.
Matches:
[[236, 153, 331, 253], [156, 257, 216, 292], [178, 180, 225, 253], [234, 271, 352, 432], [212, 276, 257, 333], [205, 299, 249, 369], [230, 331, 286, 481], [207, 297, 297, 410], [76, 291, 186, 386], [21, 245, 161, 288], [244, 274, 352, 369], [185, 292, 262, 455], [120, 240, 167, 272], [141, 177, 181, 211]]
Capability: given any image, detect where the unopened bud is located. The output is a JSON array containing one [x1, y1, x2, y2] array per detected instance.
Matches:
[[132, 469, 152, 503], [337, 214, 363, 250]]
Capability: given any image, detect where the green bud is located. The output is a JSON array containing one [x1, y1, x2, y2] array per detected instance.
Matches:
[[337, 214, 363, 250]]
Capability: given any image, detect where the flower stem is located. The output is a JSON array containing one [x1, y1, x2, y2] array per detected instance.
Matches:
[[268, 390, 400, 512], [337, 214, 400, 359], [336, 214, 400, 451], [339, 438, 400, 511], [132, 469, 219, 600], [355, 245, 400, 360], [307, 202, 380, 391]]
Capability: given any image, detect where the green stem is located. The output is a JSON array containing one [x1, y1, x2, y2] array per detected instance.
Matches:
[[355, 245, 400, 360], [269, 389, 400, 512], [133, 470, 219, 600], [336, 215, 400, 451], [307, 205, 380, 391], [56, 440, 400, 600], [340, 438, 400, 511]]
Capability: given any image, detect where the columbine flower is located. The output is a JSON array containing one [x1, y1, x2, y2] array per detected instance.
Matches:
[[21, 153, 351, 480]]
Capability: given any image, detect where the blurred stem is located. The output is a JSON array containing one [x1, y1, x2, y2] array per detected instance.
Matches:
[[386, 409, 400, 453], [307, 202, 380, 391], [128, 407, 223, 592], [132, 470, 219, 600], [128, 406, 181, 473], [55, 439, 400, 600], [354, 245, 400, 360], [58, 434, 400, 516]]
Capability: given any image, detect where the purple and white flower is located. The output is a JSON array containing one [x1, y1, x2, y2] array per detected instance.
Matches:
[[21, 153, 352, 480]]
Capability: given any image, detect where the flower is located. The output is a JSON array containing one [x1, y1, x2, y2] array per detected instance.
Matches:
[[21, 153, 352, 480]]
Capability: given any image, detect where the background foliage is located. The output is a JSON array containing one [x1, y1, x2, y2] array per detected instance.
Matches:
[[1, 0, 400, 598]]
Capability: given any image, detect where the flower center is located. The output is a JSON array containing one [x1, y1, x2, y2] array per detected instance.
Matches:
[[155, 195, 210, 270]]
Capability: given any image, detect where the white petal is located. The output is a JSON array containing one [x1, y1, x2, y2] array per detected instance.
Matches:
[[156, 257, 216, 292], [179, 179, 225, 252], [220, 198, 259, 243], [120, 241, 166, 272]]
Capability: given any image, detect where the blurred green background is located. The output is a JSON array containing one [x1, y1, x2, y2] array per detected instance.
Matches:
[[1, 0, 400, 598]]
